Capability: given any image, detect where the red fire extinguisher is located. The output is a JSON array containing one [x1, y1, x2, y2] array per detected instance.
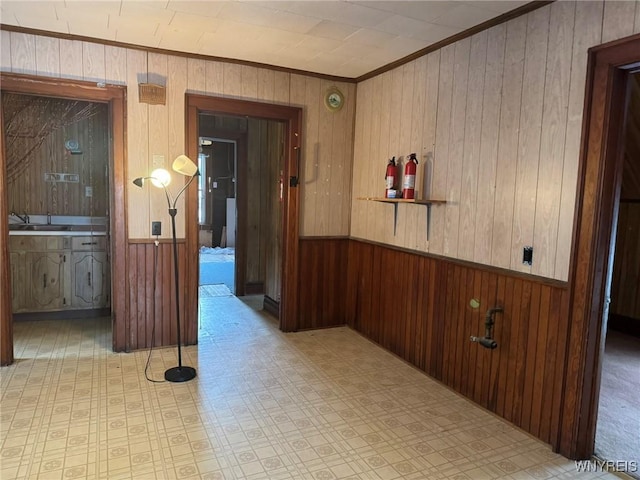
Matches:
[[385, 157, 398, 198], [403, 153, 418, 199]]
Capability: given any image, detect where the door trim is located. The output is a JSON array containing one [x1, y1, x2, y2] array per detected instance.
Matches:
[[0, 72, 128, 365], [560, 34, 640, 459], [185, 94, 302, 336]]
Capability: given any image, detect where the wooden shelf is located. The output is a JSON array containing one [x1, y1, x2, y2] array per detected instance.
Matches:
[[357, 197, 446, 204], [357, 197, 447, 238]]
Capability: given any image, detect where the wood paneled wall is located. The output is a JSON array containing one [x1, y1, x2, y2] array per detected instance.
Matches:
[[611, 202, 640, 321], [610, 74, 640, 323], [622, 75, 640, 198], [127, 241, 191, 351], [298, 238, 350, 330], [345, 238, 570, 450], [4, 94, 109, 217], [246, 118, 283, 296], [262, 121, 285, 302], [351, 0, 640, 282], [247, 115, 269, 246], [0, 29, 355, 239]]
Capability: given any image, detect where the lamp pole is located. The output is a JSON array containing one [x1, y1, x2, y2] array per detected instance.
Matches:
[[133, 157, 198, 383], [164, 206, 196, 382]]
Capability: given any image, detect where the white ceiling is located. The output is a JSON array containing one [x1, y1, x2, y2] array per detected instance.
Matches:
[[0, 1, 530, 79]]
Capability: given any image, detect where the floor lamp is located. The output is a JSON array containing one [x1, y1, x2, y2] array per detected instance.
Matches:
[[133, 154, 199, 382]]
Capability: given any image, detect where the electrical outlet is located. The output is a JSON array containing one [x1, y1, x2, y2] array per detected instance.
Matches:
[[152, 221, 162, 236], [523, 246, 533, 266]]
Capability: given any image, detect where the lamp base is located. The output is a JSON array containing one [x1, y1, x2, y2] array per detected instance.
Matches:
[[164, 366, 197, 383]]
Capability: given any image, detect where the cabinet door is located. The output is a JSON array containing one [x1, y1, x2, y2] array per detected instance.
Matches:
[[92, 252, 110, 308], [9, 251, 27, 312], [71, 252, 110, 308], [29, 252, 66, 310]]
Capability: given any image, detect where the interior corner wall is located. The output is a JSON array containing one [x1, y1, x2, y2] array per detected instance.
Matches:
[[342, 0, 640, 458], [350, 0, 640, 282], [0, 29, 356, 240]]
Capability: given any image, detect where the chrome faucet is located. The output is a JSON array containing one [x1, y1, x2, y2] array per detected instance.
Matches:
[[10, 211, 29, 223]]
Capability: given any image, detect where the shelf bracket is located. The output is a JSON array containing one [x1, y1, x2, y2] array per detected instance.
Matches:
[[356, 197, 446, 240], [393, 203, 399, 236], [396, 202, 433, 239], [393, 202, 432, 239]]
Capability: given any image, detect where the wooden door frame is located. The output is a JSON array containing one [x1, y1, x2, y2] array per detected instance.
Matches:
[[185, 94, 302, 336], [0, 72, 128, 365], [559, 34, 640, 459]]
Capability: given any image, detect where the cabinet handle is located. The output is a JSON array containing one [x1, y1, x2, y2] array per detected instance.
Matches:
[[81, 242, 98, 246], [43, 273, 47, 289], [88, 272, 92, 287]]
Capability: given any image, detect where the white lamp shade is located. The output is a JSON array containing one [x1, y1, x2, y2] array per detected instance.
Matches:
[[150, 168, 171, 187], [172, 155, 198, 176]]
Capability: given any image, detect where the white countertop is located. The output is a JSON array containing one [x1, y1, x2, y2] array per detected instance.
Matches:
[[9, 231, 107, 236], [8, 215, 108, 236]]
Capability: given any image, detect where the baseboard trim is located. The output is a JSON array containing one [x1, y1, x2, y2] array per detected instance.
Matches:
[[263, 295, 280, 318]]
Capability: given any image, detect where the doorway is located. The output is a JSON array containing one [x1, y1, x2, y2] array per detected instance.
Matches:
[[198, 136, 237, 297], [197, 114, 285, 304], [560, 34, 640, 462], [593, 71, 640, 474], [4, 92, 112, 316], [0, 73, 127, 366], [183, 94, 302, 338]]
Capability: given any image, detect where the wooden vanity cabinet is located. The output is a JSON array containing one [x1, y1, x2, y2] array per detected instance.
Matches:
[[9, 235, 110, 313]]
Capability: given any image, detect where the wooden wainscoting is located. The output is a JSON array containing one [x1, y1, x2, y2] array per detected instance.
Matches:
[[127, 240, 192, 351], [297, 237, 350, 330], [346, 239, 570, 449]]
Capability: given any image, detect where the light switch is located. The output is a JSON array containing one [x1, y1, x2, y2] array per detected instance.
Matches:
[[85, 186, 93, 197]]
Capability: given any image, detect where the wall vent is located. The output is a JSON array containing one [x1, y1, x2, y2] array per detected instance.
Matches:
[[138, 83, 166, 105]]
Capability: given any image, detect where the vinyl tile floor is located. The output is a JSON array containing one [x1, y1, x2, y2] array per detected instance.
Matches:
[[0, 293, 621, 480], [594, 330, 640, 478]]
